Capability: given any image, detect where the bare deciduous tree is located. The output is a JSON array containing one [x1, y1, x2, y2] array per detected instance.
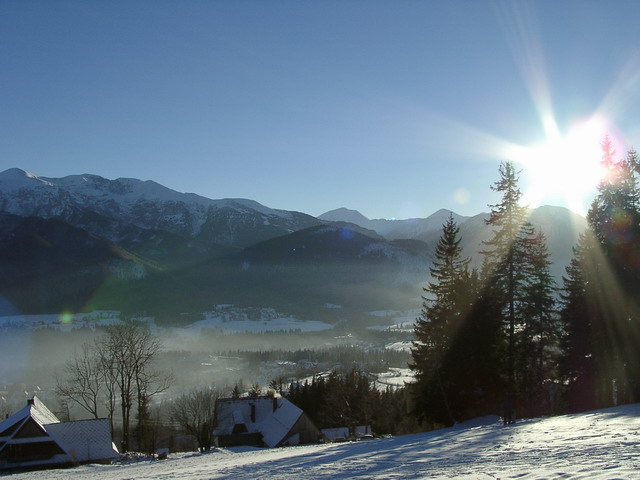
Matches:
[[55, 343, 103, 419], [170, 387, 220, 452], [99, 321, 170, 452], [56, 320, 170, 452]]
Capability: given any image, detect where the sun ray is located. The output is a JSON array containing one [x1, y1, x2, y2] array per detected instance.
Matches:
[[493, 0, 556, 138]]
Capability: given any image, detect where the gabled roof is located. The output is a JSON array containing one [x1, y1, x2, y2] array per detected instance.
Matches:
[[46, 419, 118, 463], [0, 396, 60, 438], [0, 396, 119, 470], [214, 396, 304, 448], [260, 398, 304, 448]]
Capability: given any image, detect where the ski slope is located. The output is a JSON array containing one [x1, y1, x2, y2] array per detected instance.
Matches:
[[5, 404, 640, 480]]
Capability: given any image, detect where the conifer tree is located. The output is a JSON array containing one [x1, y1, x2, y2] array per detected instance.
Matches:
[[481, 161, 534, 392], [559, 231, 601, 411], [410, 214, 472, 425], [583, 140, 640, 405], [517, 230, 558, 415], [481, 162, 558, 414]]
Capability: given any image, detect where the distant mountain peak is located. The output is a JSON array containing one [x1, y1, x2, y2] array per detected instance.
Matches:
[[0, 168, 53, 189], [318, 208, 370, 223]]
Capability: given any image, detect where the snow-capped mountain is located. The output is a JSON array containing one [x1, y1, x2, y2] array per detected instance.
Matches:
[[0, 167, 588, 317], [0, 168, 321, 249], [320, 204, 587, 280], [319, 207, 469, 240]]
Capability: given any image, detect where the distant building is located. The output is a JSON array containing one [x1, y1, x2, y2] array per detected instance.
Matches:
[[0, 397, 119, 471], [214, 395, 323, 448]]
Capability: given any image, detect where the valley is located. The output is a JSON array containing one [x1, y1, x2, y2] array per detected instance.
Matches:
[[0, 306, 415, 420]]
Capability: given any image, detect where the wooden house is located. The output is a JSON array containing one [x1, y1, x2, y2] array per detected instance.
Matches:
[[0, 397, 119, 471], [214, 395, 323, 448]]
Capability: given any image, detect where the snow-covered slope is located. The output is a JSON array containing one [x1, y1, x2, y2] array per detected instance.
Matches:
[[0, 168, 320, 247], [8, 404, 640, 479]]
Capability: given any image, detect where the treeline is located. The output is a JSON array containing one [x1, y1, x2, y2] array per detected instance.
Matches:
[[229, 344, 411, 370], [411, 139, 640, 427], [284, 369, 419, 436]]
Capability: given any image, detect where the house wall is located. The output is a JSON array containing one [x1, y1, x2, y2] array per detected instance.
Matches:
[[280, 413, 323, 447], [214, 432, 263, 448]]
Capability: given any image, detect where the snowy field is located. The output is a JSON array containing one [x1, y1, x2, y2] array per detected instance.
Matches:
[[368, 309, 420, 332], [5, 404, 640, 480], [374, 367, 414, 389]]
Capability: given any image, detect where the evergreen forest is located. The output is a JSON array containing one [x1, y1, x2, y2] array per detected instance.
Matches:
[[410, 138, 640, 426]]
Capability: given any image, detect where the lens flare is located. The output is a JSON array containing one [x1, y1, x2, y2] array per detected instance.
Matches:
[[507, 115, 610, 215], [453, 188, 471, 206]]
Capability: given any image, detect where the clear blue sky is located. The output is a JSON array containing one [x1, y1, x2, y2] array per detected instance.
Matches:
[[2, 1, 640, 219]]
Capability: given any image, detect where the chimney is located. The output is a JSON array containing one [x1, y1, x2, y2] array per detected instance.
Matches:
[[27, 398, 35, 406]]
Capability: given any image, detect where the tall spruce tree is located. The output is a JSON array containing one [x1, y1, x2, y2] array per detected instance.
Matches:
[[410, 214, 472, 426], [583, 139, 640, 405], [481, 161, 534, 393], [559, 231, 602, 411], [482, 162, 558, 414], [516, 230, 558, 415]]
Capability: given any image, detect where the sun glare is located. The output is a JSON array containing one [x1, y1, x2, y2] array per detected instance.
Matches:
[[508, 116, 607, 215]]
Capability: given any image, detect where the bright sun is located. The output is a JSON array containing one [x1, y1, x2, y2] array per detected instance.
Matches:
[[508, 116, 607, 215]]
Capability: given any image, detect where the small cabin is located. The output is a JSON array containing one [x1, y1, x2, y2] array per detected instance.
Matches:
[[0, 397, 119, 471], [213, 395, 323, 448]]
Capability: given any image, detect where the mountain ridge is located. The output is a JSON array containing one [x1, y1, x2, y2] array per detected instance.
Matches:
[[0, 168, 588, 317]]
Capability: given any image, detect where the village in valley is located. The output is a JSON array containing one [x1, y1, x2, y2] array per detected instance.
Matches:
[[0, 306, 417, 471]]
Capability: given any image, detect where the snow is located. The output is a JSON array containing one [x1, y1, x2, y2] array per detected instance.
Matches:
[[214, 396, 303, 448], [224, 198, 293, 220], [183, 307, 333, 334], [318, 206, 470, 240], [374, 367, 414, 389], [0, 168, 53, 190], [5, 403, 640, 479], [368, 309, 419, 332], [0, 169, 301, 237], [385, 341, 414, 352]]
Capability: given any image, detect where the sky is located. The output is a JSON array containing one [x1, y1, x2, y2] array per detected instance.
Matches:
[[2, 1, 640, 220]]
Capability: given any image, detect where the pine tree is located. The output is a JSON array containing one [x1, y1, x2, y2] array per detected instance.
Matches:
[[517, 230, 558, 415], [410, 214, 472, 426], [231, 384, 241, 398], [588, 137, 637, 250], [481, 161, 559, 415], [481, 161, 534, 393], [559, 231, 600, 411], [465, 267, 505, 414], [584, 140, 640, 405]]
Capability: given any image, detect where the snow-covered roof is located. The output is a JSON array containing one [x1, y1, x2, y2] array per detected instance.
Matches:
[[0, 397, 119, 469], [259, 397, 304, 448], [0, 396, 60, 437], [46, 419, 119, 462], [215, 396, 304, 448]]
